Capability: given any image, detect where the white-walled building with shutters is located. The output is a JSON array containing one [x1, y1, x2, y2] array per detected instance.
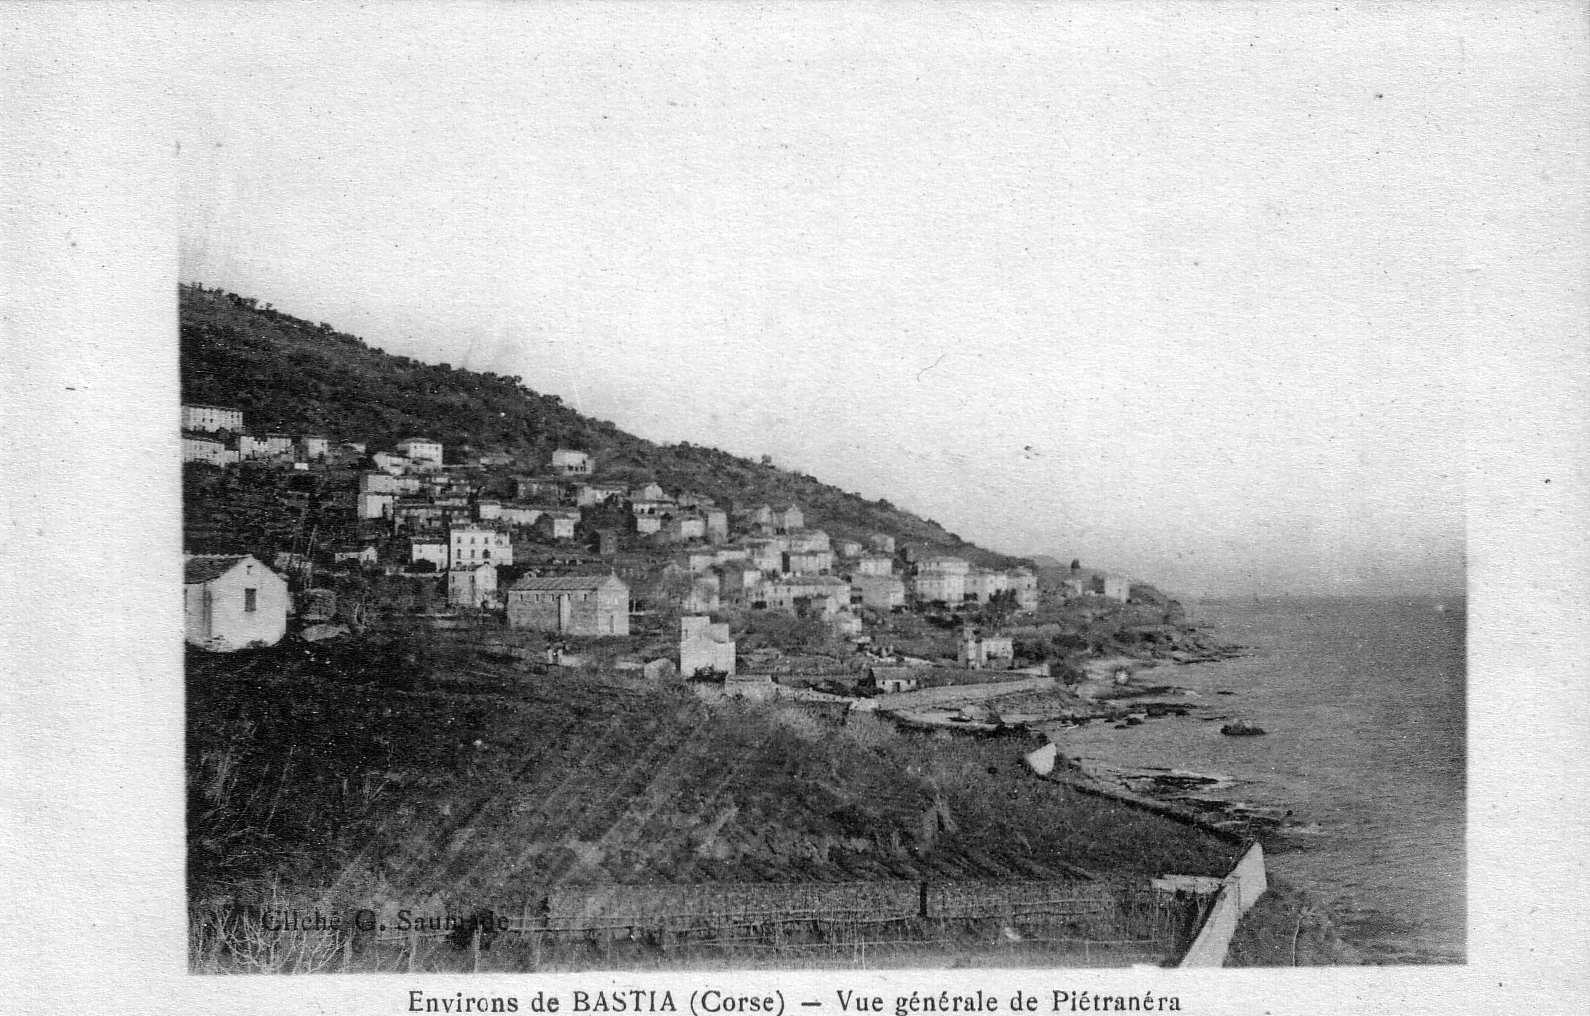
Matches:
[[181, 404, 244, 433], [449, 526, 513, 568]]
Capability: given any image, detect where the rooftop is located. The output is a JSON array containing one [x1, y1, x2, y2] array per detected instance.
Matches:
[[183, 554, 251, 584], [511, 574, 624, 592]]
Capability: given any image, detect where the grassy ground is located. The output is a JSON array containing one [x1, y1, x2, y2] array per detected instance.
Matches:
[[1224, 883, 1362, 966], [188, 634, 1239, 971]]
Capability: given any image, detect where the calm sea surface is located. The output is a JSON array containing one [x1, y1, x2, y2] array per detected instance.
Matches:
[[1046, 596, 1465, 964]]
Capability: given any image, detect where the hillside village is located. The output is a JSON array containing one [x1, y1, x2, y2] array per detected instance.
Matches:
[[180, 286, 1268, 972], [185, 399, 1151, 692]]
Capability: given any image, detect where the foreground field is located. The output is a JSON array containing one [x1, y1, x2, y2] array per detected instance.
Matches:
[[187, 635, 1240, 971]]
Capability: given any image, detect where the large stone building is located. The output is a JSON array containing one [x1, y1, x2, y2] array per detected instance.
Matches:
[[1007, 567, 1039, 611], [181, 433, 238, 467], [183, 555, 288, 651], [396, 437, 443, 465], [507, 574, 630, 636], [180, 404, 244, 433], [851, 573, 906, 610], [762, 574, 850, 616], [913, 556, 970, 604], [449, 526, 513, 567]]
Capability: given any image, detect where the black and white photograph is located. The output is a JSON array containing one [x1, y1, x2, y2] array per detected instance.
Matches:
[[3, 2, 1586, 1012]]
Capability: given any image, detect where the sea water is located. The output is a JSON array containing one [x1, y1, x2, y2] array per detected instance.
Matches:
[[1047, 597, 1465, 964]]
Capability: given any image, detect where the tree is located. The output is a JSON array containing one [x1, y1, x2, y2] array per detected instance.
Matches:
[[1070, 559, 1081, 572]]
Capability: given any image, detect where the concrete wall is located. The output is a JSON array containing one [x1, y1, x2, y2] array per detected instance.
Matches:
[[1177, 840, 1268, 967]]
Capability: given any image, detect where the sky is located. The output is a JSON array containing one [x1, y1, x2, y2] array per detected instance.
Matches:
[[163, 2, 1577, 598]]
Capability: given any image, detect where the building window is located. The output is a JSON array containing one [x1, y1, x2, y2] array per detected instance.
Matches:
[[244, 588, 258, 613]]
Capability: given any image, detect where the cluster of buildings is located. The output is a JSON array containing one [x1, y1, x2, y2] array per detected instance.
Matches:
[[181, 404, 356, 469], [181, 404, 1134, 658]]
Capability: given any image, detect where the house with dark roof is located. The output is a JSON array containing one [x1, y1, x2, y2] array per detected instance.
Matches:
[[183, 554, 288, 651], [507, 573, 630, 636]]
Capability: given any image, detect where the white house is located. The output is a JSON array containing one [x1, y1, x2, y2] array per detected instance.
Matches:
[[681, 615, 735, 677], [550, 449, 592, 475], [238, 434, 294, 460], [298, 435, 330, 460], [180, 404, 244, 433], [410, 541, 448, 569], [372, 451, 410, 475], [396, 437, 443, 465], [181, 433, 238, 467], [449, 526, 513, 567], [184, 555, 288, 651], [357, 491, 395, 520], [854, 554, 894, 577]]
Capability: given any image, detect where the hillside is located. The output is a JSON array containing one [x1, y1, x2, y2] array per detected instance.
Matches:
[[180, 284, 1020, 566]]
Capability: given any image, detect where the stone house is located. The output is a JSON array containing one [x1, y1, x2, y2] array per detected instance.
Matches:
[[516, 476, 565, 502], [396, 437, 443, 465], [238, 433, 294, 460], [507, 574, 630, 636], [773, 504, 805, 532], [332, 544, 379, 568], [782, 548, 834, 575], [786, 529, 831, 553], [684, 574, 721, 613], [703, 508, 729, 542], [834, 539, 863, 558], [763, 575, 849, 616], [447, 562, 498, 609], [372, 451, 411, 475], [964, 568, 1010, 603], [631, 481, 667, 502], [665, 514, 707, 543], [850, 573, 906, 610], [854, 554, 894, 577], [550, 449, 592, 475], [680, 615, 736, 677], [449, 525, 513, 567], [180, 404, 244, 433], [869, 666, 921, 694], [868, 534, 896, 555], [184, 554, 288, 651], [410, 541, 448, 570], [298, 435, 330, 460], [1091, 573, 1131, 601], [357, 491, 394, 520], [1007, 568, 1040, 611], [181, 433, 238, 467], [959, 629, 1015, 670], [497, 503, 546, 528], [913, 558, 968, 604], [360, 471, 400, 494], [533, 510, 579, 541], [714, 561, 761, 605]]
